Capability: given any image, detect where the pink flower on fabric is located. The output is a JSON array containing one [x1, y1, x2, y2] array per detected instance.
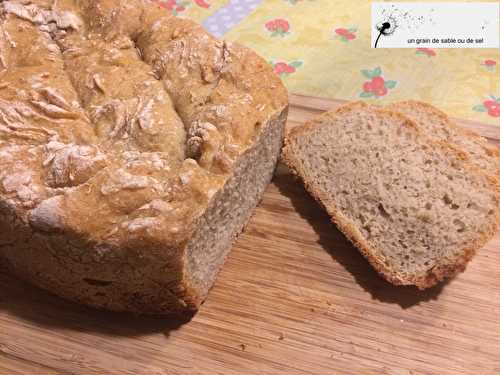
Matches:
[[266, 19, 291, 37], [153, 0, 190, 15], [416, 48, 436, 57], [481, 59, 497, 71], [473, 96, 500, 117], [270, 60, 303, 77], [360, 67, 396, 98], [334, 28, 357, 42], [194, 0, 210, 8]]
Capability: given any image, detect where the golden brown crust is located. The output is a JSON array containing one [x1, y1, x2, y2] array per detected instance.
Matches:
[[283, 103, 500, 289]]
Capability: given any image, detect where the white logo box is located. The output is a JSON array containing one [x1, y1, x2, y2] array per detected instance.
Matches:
[[371, 2, 499, 48]]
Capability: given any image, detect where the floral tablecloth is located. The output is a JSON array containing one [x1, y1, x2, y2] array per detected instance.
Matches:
[[157, 0, 500, 126]]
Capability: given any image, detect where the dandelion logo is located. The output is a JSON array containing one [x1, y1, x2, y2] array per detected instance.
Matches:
[[374, 16, 398, 48]]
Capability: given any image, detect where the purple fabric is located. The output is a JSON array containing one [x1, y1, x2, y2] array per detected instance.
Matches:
[[202, 0, 263, 37]]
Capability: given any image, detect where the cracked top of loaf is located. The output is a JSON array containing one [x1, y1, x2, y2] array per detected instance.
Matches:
[[0, 0, 287, 248]]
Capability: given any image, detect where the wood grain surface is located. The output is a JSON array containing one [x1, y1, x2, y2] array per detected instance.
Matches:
[[1, 95, 499, 375]]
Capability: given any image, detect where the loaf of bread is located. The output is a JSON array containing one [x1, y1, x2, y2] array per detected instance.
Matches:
[[0, 0, 288, 314], [283, 102, 500, 289]]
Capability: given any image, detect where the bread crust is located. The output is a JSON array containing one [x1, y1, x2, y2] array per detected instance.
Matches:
[[283, 102, 500, 289]]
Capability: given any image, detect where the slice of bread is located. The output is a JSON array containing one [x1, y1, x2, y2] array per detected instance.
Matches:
[[283, 102, 500, 289], [387, 101, 500, 177]]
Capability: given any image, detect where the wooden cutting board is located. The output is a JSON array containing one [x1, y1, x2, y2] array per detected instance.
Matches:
[[1, 95, 500, 375]]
